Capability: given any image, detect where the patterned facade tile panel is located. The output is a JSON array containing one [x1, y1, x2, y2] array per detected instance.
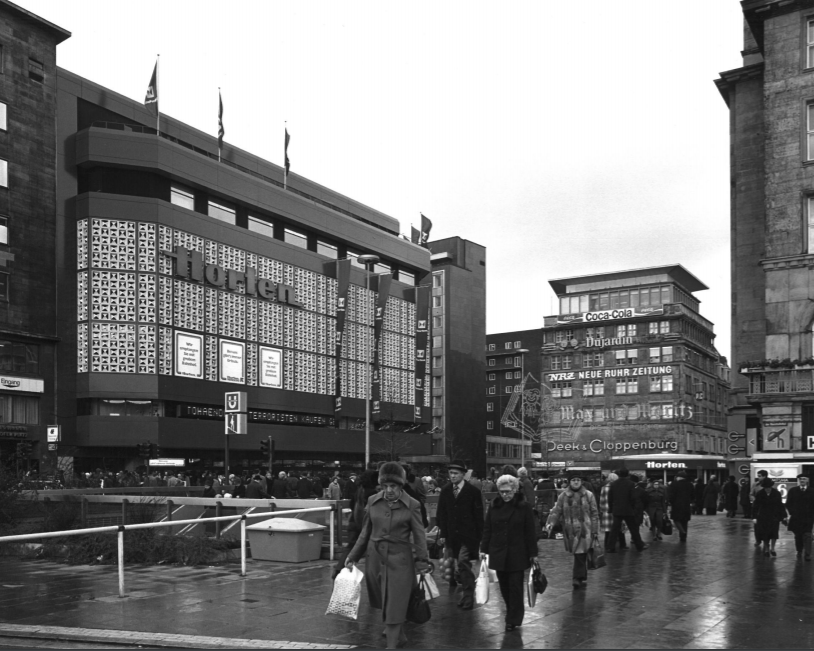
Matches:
[[205, 239, 218, 266], [158, 225, 174, 275], [174, 230, 205, 255], [247, 343, 258, 386], [219, 244, 246, 276], [327, 278, 337, 317], [284, 349, 295, 391], [90, 323, 137, 373], [138, 325, 157, 374], [158, 326, 173, 375], [77, 219, 88, 270], [138, 274, 157, 323], [282, 305, 295, 349], [77, 271, 88, 322], [137, 222, 157, 272], [158, 276, 173, 326], [90, 219, 137, 270], [205, 335, 218, 381], [90, 271, 136, 322], [246, 298, 258, 342], [77, 323, 88, 373], [173, 280, 205, 331], [218, 291, 245, 339]]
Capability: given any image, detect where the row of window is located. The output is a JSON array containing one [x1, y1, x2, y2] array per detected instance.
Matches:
[[486, 340, 522, 351], [487, 356, 522, 367], [553, 321, 671, 344], [549, 346, 674, 370], [548, 375, 674, 397], [558, 286, 698, 315], [486, 441, 522, 457], [487, 371, 523, 381], [0, 395, 39, 424], [170, 183, 417, 285]]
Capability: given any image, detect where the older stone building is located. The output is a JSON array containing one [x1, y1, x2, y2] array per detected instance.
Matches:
[[718, 0, 814, 482]]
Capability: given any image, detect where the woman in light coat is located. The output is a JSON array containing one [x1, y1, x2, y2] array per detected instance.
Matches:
[[346, 462, 430, 649], [546, 475, 600, 589]]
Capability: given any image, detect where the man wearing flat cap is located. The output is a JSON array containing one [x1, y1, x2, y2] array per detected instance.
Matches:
[[437, 460, 484, 609]]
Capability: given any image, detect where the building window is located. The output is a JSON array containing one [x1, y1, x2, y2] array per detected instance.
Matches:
[[248, 215, 274, 238], [0, 395, 39, 424], [488, 359, 495, 367], [649, 346, 674, 363], [170, 184, 194, 210], [432, 336, 442, 348], [0, 341, 38, 374], [0, 102, 6, 131], [283, 227, 307, 249], [515, 356, 522, 367], [505, 371, 513, 380], [432, 376, 442, 389], [505, 342, 512, 349], [432, 316, 443, 328], [551, 381, 572, 398], [0, 159, 7, 188], [584, 353, 603, 368], [616, 324, 635, 337], [487, 403, 493, 412], [374, 262, 390, 274], [616, 378, 638, 394], [586, 326, 605, 339], [809, 104, 814, 161], [809, 197, 814, 253], [28, 58, 44, 83], [432, 356, 442, 368], [432, 396, 443, 408], [488, 373, 495, 380], [347, 251, 363, 268], [208, 199, 236, 224], [0, 216, 7, 245], [432, 296, 442, 308], [398, 270, 415, 285], [808, 19, 814, 68], [551, 356, 561, 370], [615, 349, 638, 365], [488, 386, 495, 395], [583, 380, 604, 396], [505, 356, 513, 365], [650, 403, 673, 419], [0, 272, 8, 301], [561, 354, 572, 369], [555, 329, 574, 343], [316, 240, 338, 259], [488, 343, 495, 351], [514, 340, 521, 348], [505, 386, 513, 394], [649, 321, 669, 334], [432, 274, 442, 288], [515, 371, 521, 379], [487, 421, 494, 430]]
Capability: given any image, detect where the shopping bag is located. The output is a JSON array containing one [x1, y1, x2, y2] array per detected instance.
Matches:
[[416, 571, 440, 600], [587, 543, 606, 570], [482, 555, 498, 583], [325, 566, 364, 620], [531, 560, 547, 594], [642, 512, 651, 529], [406, 576, 432, 624], [474, 561, 490, 606], [660, 518, 673, 536], [427, 528, 443, 560], [527, 570, 538, 607]]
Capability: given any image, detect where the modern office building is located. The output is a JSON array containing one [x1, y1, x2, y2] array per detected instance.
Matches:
[[1, 0, 437, 476], [717, 0, 814, 482], [536, 266, 731, 482], [484, 329, 544, 470], [402, 237, 486, 474]]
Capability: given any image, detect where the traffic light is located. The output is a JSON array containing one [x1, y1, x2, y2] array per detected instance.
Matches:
[[151, 443, 161, 459], [137, 441, 151, 459], [16, 440, 32, 458], [260, 438, 270, 455]]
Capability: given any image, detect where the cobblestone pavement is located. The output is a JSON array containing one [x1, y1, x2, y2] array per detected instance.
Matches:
[[1, 514, 812, 649]]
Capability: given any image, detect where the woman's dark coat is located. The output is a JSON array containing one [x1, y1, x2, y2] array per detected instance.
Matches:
[[753, 488, 787, 541], [722, 480, 739, 511], [480, 493, 537, 572], [703, 481, 720, 511], [667, 478, 694, 521]]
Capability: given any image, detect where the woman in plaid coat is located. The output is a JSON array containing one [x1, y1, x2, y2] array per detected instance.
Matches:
[[600, 473, 626, 549], [546, 476, 599, 589]]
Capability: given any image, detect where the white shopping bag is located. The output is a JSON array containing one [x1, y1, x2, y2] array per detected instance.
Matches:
[[474, 561, 490, 606], [482, 556, 498, 583], [526, 569, 537, 607], [416, 571, 440, 600], [325, 566, 365, 620]]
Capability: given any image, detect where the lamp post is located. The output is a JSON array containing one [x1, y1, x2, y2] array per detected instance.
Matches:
[[357, 254, 380, 468], [517, 348, 530, 469]]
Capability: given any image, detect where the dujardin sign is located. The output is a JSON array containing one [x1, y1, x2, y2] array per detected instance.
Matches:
[[164, 246, 301, 306]]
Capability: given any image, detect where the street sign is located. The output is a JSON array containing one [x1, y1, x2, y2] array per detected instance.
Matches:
[[47, 443, 57, 451], [728, 443, 745, 455], [728, 430, 744, 442], [739, 464, 750, 475], [225, 413, 247, 435], [224, 391, 247, 413], [148, 458, 186, 467], [46, 425, 60, 443]]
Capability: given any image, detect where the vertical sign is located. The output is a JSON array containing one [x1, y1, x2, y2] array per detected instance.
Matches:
[[46, 425, 61, 442], [224, 391, 247, 435], [334, 259, 351, 418], [371, 273, 392, 419], [413, 285, 430, 421]]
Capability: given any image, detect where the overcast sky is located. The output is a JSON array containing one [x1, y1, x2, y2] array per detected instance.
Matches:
[[21, 0, 745, 360]]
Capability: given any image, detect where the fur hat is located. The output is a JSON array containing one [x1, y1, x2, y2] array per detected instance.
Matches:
[[517, 466, 529, 476], [448, 460, 467, 472], [378, 461, 406, 486]]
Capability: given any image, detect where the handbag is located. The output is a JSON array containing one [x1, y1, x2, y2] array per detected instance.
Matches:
[[587, 539, 606, 570], [427, 529, 442, 560], [660, 518, 673, 536], [325, 566, 365, 620], [531, 560, 547, 594], [406, 575, 432, 624], [474, 560, 490, 606]]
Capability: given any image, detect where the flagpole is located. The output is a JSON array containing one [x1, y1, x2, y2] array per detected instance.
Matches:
[[284, 120, 287, 190], [155, 54, 160, 136], [218, 87, 222, 163]]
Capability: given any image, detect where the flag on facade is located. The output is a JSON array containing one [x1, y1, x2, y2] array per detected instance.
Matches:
[[217, 90, 224, 154], [420, 213, 432, 247], [144, 60, 158, 115], [284, 128, 291, 176], [411, 225, 420, 244]]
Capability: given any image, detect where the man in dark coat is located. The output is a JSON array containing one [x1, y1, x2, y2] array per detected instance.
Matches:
[[722, 476, 739, 517], [786, 474, 814, 560], [607, 468, 648, 552], [245, 475, 269, 499], [271, 472, 290, 499], [296, 474, 312, 499], [667, 470, 694, 542], [437, 460, 484, 609]]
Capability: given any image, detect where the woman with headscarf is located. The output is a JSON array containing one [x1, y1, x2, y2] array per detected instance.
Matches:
[[753, 477, 787, 557], [600, 473, 627, 549], [545, 474, 599, 589], [345, 462, 430, 649], [480, 474, 537, 632]]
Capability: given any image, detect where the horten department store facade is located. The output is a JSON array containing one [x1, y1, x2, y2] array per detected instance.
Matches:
[[1, 1, 435, 473]]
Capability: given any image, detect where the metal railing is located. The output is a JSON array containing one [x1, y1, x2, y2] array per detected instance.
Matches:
[[748, 368, 814, 395], [0, 506, 334, 598]]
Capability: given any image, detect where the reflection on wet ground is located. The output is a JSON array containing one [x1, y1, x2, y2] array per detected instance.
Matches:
[[1, 515, 812, 649]]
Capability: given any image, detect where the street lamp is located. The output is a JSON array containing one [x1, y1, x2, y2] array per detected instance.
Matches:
[[517, 348, 530, 469], [357, 254, 380, 468]]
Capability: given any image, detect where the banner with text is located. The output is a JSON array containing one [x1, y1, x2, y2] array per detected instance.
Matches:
[[334, 259, 351, 418], [413, 285, 430, 421]]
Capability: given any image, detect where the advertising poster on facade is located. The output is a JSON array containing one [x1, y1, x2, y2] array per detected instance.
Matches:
[[175, 332, 204, 379], [219, 339, 245, 384], [259, 346, 283, 389]]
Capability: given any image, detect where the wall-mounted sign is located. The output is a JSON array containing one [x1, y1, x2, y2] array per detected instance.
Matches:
[[546, 439, 679, 454], [584, 336, 633, 348], [219, 340, 245, 384], [47, 426, 61, 443], [175, 332, 204, 379], [178, 403, 335, 427], [259, 347, 283, 389], [148, 458, 186, 467], [0, 376, 44, 393], [557, 307, 664, 325], [548, 365, 673, 382], [224, 391, 247, 413]]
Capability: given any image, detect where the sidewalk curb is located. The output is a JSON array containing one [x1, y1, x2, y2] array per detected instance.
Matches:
[[0, 624, 356, 649]]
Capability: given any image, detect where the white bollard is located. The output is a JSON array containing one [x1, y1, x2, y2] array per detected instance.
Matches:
[[240, 516, 247, 577], [117, 527, 125, 598]]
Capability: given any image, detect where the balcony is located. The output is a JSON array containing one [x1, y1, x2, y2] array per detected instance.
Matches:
[[745, 368, 814, 395]]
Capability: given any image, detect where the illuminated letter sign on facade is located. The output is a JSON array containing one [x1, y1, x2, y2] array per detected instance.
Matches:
[[175, 332, 204, 379]]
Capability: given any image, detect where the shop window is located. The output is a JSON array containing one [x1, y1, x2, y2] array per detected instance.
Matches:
[[248, 215, 274, 238], [283, 227, 307, 249], [170, 184, 195, 210], [0, 395, 38, 424], [208, 199, 236, 224]]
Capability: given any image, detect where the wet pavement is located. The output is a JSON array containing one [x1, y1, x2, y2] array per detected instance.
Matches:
[[0, 514, 812, 649]]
